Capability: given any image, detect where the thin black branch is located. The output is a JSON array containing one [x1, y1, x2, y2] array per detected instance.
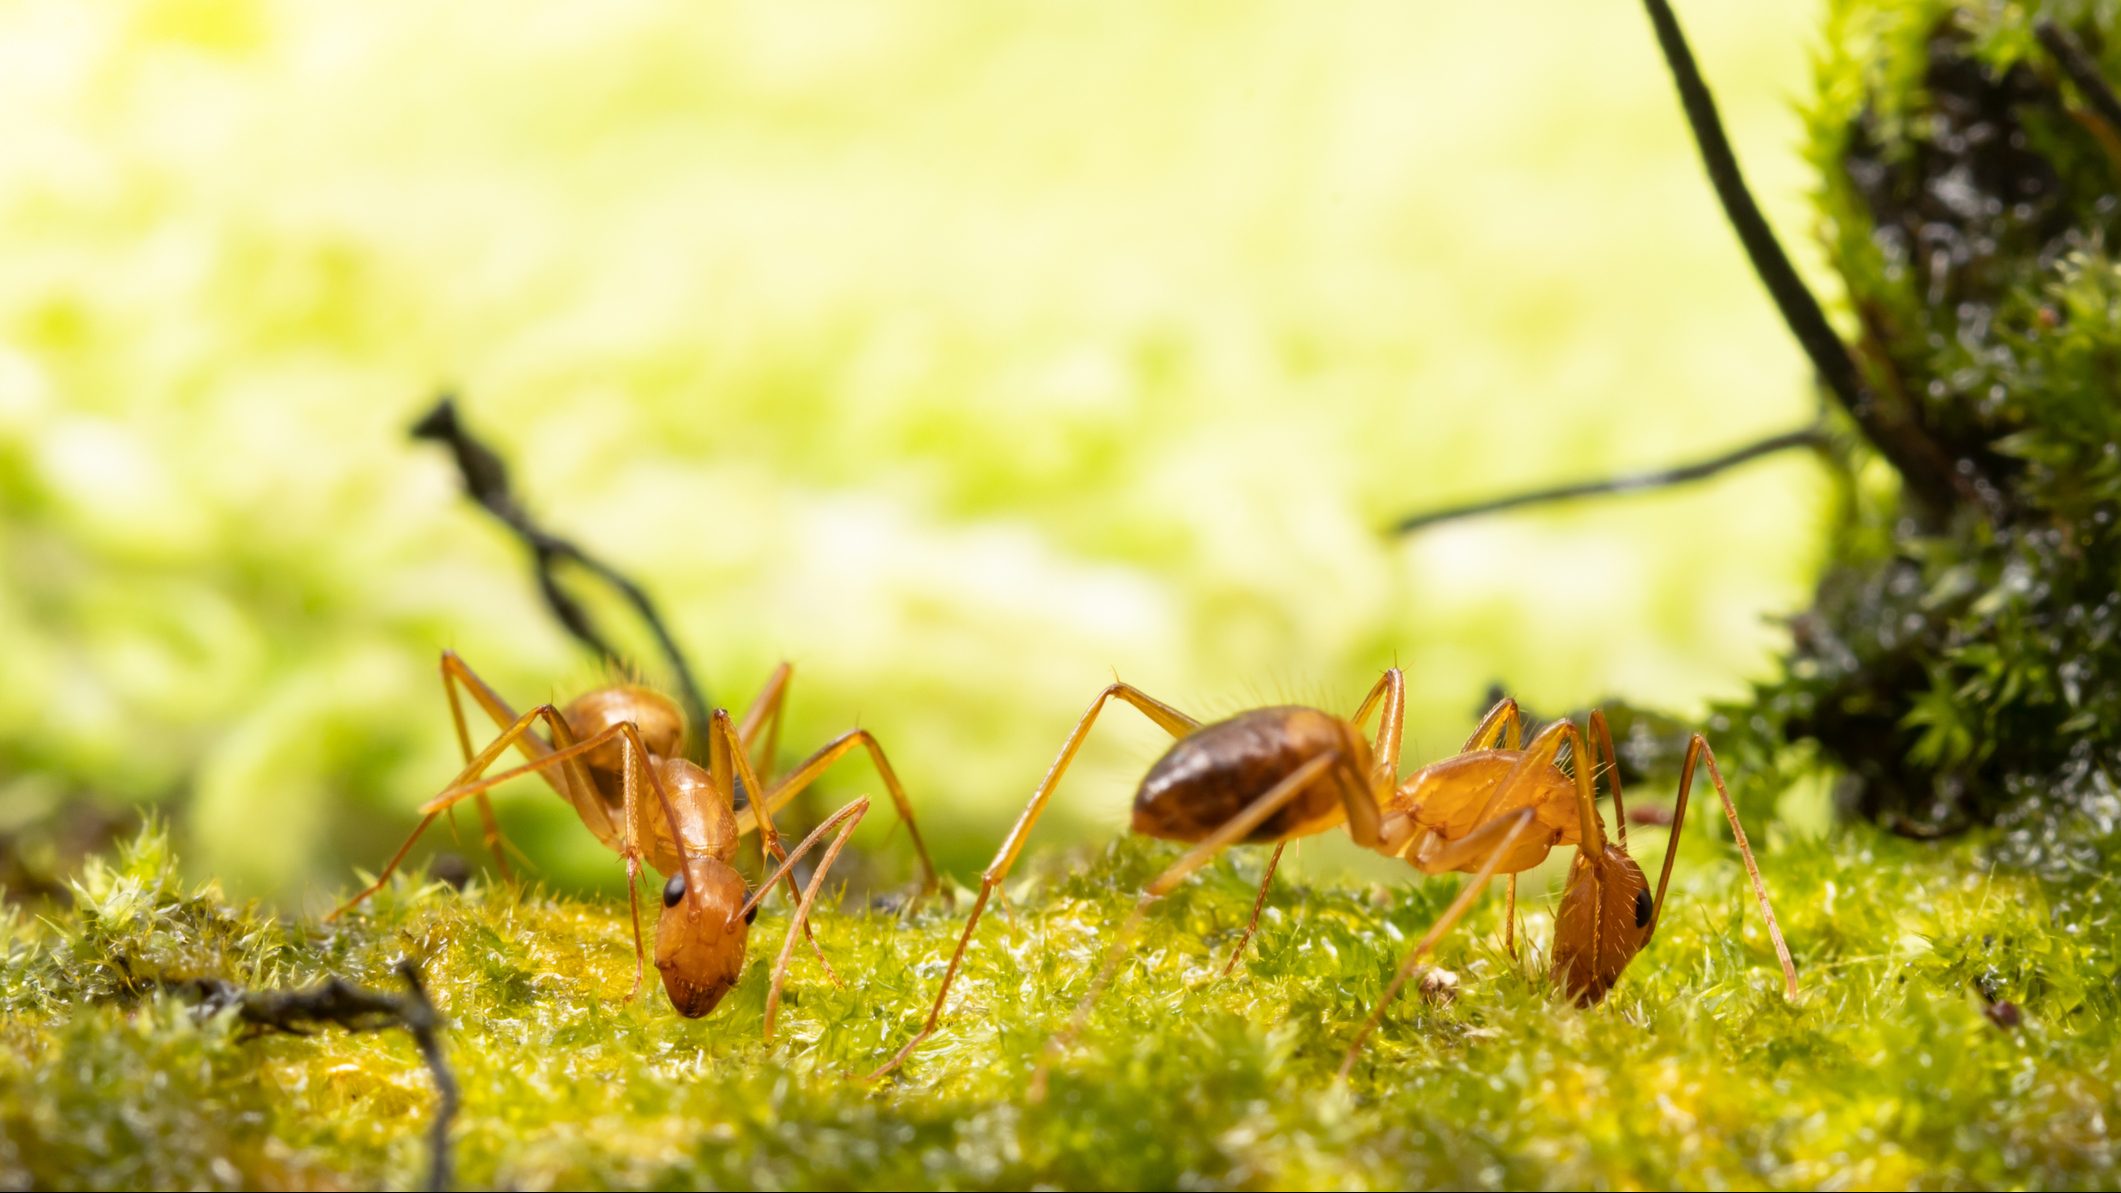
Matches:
[[411, 395, 715, 749], [2036, 21, 2121, 143], [1393, 423, 1829, 535], [1639, 0, 1973, 516], [181, 962, 456, 1192]]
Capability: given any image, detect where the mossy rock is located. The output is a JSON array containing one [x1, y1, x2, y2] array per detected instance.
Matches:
[[1736, 1, 2121, 842]]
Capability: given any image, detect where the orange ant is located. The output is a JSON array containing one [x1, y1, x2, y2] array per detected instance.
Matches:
[[868, 668, 1797, 1084], [331, 652, 939, 1035]]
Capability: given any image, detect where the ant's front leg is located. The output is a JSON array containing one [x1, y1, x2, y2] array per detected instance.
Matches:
[[740, 796, 872, 1040]]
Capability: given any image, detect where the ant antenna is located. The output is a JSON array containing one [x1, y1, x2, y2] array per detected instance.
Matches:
[[411, 395, 717, 759], [1392, 421, 1829, 534]]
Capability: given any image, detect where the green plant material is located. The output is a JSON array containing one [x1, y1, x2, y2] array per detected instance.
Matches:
[[6, 822, 2119, 1189], [1726, 1, 2121, 842]]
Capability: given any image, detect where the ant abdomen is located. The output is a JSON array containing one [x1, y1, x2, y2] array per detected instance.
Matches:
[[1131, 706, 1365, 844]]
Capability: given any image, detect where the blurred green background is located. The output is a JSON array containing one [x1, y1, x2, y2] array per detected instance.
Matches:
[[0, 0, 1832, 905]]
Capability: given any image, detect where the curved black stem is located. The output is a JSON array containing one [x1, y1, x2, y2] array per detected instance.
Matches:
[[183, 962, 456, 1191], [411, 395, 715, 757], [1393, 423, 1829, 535], [2037, 21, 2121, 142], [1640, 0, 1972, 516]]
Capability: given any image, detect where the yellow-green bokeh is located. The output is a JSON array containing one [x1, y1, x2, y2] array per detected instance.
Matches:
[[0, 0, 1832, 902]]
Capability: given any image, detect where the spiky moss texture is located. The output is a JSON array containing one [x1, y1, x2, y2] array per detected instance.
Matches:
[[5, 824, 2117, 1190], [1734, 0, 2121, 838]]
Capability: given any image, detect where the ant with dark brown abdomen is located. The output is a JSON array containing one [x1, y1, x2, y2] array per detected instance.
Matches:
[[331, 652, 938, 1035], [867, 668, 1796, 1086]]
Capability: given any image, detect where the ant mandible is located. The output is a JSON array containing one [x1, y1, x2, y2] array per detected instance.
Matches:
[[331, 651, 939, 1035], [868, 668, 1797, 1084]]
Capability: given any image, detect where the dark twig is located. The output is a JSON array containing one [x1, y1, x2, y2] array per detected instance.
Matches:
[[2037, 21, 2121, 143], [1639, 0, 1975, 516], [1393, 423, 1829, 535], [411, 395, 714, 748], [181, 962, 456, 1192]]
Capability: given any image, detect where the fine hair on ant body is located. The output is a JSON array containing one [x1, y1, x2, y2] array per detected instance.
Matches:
[[869, 668, 1797, 1087], [331, 652, 939, 1035]]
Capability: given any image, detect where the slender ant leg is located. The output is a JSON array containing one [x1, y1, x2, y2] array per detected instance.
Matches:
[[867, 681, 1199, 1080]]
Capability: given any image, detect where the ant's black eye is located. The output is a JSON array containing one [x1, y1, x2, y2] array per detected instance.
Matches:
[[662, 873, 686, 908], [1634, 888, 1654, 929], [743, 904, 759, 925]]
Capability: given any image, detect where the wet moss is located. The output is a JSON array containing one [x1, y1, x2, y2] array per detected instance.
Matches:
[[4, 822, 2119, 1189], [1715, 2, 2121, 844]]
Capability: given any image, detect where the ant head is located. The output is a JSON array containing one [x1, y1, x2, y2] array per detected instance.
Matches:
[[563, 686, 686, 770], [1550, 842, 1653, 1006], [653, 858, 750, 1017]]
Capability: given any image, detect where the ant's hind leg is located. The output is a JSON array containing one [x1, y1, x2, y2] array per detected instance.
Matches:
[[1029, 752, 1340, 1102], [332, 701, 594, 919], [1221, 841, 1288, 977], [734, 662, 793, 789], [437, 650, 599, 878], [867, 680, 1201, 1081]]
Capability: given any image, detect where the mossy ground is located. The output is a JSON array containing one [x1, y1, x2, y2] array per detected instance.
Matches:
[[6, 820, 2117, 1190]]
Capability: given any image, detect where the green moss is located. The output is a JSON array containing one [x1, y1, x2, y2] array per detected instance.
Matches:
[[5, 822, 2119, 1189], [1732, 2, 2121, 840]]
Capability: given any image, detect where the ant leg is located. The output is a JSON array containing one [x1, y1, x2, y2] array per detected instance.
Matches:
[[1348, 668, 1407, 789], [1649, 735, 1799, 998], [436, 651, 561, 879], [1480, 719, 1590, 844], [709, 711, 838, 983], [624, 855, 647, 1000], [1504, 875, 1518, 960], [734, 662, 794, 789], [1338, 808, 1536, 1079], [1402, 693, 1529, 864], [1404, 719, 1588, 879], [597, 720, 695, 1002], [739, 797, 871, 1040], [1221, 841, 1288, 977], [1462, 696, 1526, 752], [1030, 753, 1339, 1101], [866, 680, 1201, 1081], [410, 718, 698, 1000], [734, 727, 941, 900], [1585, 708, 1626, 848], [330, 702, 600, 919]]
